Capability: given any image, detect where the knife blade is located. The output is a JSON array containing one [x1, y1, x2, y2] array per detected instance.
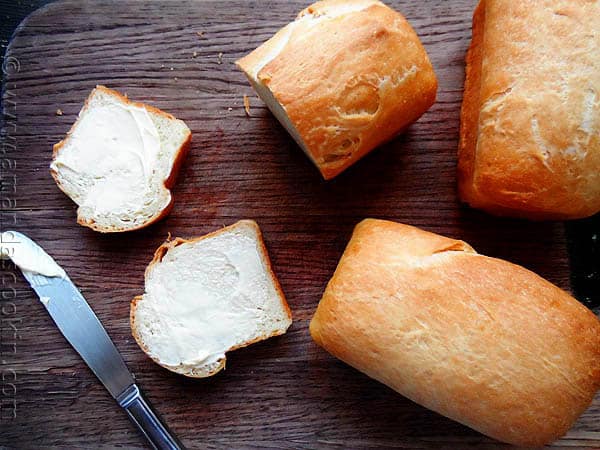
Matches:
[[27, 274, 135, 399], [1, 231, 183, 450]]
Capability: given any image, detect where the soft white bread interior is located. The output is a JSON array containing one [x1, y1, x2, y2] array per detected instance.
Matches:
[[236, 0, 437, 180], [50, 86, 191, 232], [310, 219, 600, 447], [131, 220, 292, 378]]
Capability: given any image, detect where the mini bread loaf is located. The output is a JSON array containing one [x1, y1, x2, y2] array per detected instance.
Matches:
[[236, 0, 437, 180], [459, 0, 600, 219], [131, 220, 292, 378], [51, 86, 191, 232], [310, 219, 600, 447]]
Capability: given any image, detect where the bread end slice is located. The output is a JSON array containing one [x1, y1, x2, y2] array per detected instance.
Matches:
[[131, 220, 292, 378], [51, 85, 191, 233]]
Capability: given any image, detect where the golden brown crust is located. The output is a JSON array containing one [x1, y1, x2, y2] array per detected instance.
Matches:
[[51, 85, 192, 233], [310, 218, 600, 447], [237, 0, 437, 180], [458, 0, 600, 219], [457, 1, 484, 210], [130, 220, 292, 378]]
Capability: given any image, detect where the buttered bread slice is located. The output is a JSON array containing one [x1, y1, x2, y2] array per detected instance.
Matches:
[[51, 86, 191, 232], [131, 220, 292, 378]]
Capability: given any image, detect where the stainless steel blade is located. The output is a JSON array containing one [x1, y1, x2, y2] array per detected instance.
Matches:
[[26, 273, 134, 399]]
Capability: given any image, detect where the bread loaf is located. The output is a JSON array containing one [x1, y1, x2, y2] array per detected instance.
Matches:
[[237, 0, 437, 180], [458, 0, 600, 219], [310, 219, 600, 446]]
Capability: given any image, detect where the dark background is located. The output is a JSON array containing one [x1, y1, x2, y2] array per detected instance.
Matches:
[[1, 0, 598, 309]]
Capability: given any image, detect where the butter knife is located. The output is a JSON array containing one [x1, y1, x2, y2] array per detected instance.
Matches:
[[0, 231, 183, 450]]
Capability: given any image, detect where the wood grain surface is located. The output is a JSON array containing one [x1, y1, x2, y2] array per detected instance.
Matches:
[[0, 0, 598, 448]]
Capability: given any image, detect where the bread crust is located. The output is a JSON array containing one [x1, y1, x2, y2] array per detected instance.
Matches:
[[458, 0, 600, 219], [130, 220, 292, 378], [51, 85, 192, 232], [237, 0, 437, 180], [310, 218, 600, 447]]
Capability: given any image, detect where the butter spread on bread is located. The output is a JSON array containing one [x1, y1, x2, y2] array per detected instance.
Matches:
[[459, 0, 600, 219], [51, 86, 191, 232], [310, 219, 600, 447], [0, 231, 65, 280], [236, 0, 437, 180], [131, 220, 292, 378]]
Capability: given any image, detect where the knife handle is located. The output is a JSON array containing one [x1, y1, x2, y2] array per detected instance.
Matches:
[[118, 384, 184, 450]]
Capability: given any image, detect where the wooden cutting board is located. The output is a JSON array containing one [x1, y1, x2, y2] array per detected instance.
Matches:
[[1, 0, 597, 448]]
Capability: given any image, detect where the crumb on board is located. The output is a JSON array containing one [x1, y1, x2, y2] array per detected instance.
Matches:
[[192, 51, 198, 58], [55, 109, 63, 116], [243, 95, 251, 116], [228, 107, 233, 111], [217, 52, 223, 64], [196, 31, 205, 38]]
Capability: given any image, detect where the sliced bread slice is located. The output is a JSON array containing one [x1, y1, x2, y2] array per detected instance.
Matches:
[[50, 85, 191, 232], [131, 220, 292, 378]]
